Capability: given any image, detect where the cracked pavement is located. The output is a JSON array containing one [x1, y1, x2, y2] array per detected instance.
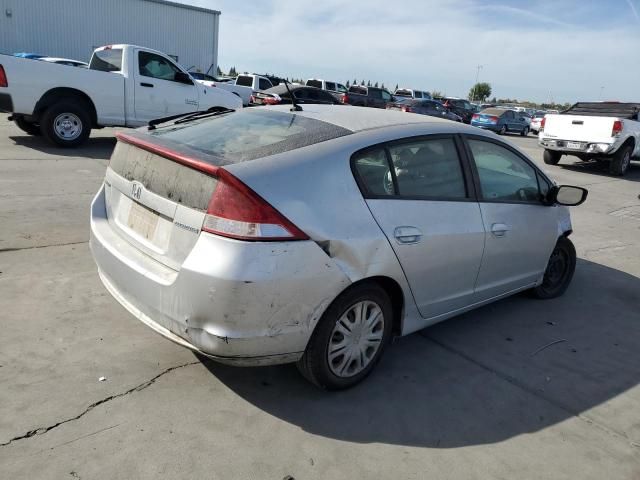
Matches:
[[1, 119, 639, 479]]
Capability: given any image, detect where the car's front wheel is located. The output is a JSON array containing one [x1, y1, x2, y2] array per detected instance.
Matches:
[[297, 283, 393, 390], [498, 125, 507, 135], [531, 236, 576, 299], [521, 126, 529, 136]]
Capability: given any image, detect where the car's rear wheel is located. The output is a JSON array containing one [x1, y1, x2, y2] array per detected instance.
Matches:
[[609, 144, 632, 176], [297, 283, 393, 390], [498, 125, 507, 135], [14, 116, 41, 136], [543, 149, 562, 165], [40, 99, 92, 147], [531, 237, 576, 299]]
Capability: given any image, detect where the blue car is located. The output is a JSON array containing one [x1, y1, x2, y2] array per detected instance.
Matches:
[[471, 108, 530, 136], [13, 52, 46, 59]]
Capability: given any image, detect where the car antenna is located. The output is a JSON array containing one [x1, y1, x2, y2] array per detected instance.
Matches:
[[282, 79, 302, 112]]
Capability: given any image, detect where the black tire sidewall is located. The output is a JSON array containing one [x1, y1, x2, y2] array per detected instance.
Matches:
[[609, 145, 632, 176], [298, 283, 393, 390], [544, 149, 561, 165], [533, 237, 576, 299], [40, 100, 91, 147]]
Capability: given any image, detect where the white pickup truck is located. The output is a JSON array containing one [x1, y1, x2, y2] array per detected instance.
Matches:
[[539, 102, 640, 176], [188, 72, 252, 106], [0, 44, 242, 147]]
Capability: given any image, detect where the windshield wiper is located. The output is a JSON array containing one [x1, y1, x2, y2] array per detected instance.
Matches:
[[147, 107, 235, 130]]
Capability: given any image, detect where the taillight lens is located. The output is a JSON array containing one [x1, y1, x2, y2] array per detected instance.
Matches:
[[612, 120, 623, 136], [472, 114, 479, 120], [203, 170, 308, 241], [540, 117, 546, 130], [0, 65, 7, 88], [341, 94, 348, 104], [490, 116, 499, 123]]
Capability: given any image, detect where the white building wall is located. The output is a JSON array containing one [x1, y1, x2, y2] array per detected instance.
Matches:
[[0, 0, 219, 73]]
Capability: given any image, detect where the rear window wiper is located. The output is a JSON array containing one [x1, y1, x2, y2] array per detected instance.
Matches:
[[148, 107, 235, 130]]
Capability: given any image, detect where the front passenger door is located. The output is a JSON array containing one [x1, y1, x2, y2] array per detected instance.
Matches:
[[133, 50, 198, 123], [465, 136, 559, 301]]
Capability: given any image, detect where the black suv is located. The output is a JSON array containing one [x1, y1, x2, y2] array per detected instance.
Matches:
[[434, 97, 476, 123]]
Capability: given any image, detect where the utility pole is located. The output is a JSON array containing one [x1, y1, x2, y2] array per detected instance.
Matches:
[[473, 64, 483, 101]]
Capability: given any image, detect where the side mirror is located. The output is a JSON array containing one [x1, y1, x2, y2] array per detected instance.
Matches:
[[548, 185, 588, 206], [174, 71, 193, 85]]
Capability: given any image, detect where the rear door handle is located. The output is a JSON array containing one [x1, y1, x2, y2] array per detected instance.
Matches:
[[394, 226, 422, 244], [491, 223, 510, 237], [140, 82, 154, 88]]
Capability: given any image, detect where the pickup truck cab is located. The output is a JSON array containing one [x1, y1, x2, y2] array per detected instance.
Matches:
[[234, 74, 274, 92], [394, 88, 432, 100], [344, 85, 394, 109], [0, 44, 242, 147], [539, 102, 640, 176]]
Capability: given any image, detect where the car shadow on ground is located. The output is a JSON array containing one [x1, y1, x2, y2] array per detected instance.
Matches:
[[9, 134, 116, 160], [558, 159, 640, 182], [198, 259, 640, 448]]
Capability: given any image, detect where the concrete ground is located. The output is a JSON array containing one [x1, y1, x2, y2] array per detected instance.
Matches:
[[0, 117, 639, 480]]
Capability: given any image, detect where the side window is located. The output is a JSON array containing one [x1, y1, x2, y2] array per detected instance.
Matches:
[[138, 51, 180, 81], [353, 149, 393, 197], [325, 82, 336, 91], [414, 91, 422, 99], [369, 89, 382, 99], [336, 84, 347, 93], [388, 138, 467, 199], [506, 111, 514, 119], [258, 78, 273, 90], [381, 90, 392, 101], [467, 139, 541, 203]]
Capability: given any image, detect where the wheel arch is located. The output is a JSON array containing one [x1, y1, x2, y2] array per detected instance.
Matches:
[[34, 88, 98, 127]]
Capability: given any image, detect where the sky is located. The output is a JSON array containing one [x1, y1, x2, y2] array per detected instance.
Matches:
[[176, 0, 640, 104]]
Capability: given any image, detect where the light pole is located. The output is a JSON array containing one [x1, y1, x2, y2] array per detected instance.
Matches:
[[473, 65, 483, 101]]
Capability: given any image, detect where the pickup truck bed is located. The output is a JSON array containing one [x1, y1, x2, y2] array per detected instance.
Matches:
[[539, 102, 640, 176]]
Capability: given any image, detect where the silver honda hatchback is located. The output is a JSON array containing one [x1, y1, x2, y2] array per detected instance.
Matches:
[[90, 105, 587, 389]]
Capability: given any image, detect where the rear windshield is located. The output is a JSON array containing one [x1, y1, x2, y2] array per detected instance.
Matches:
[[306, 79, 322, 88], [480, 108, 504, 115], [235, 75, 253, 87], [90, 48, 122, 72], [149, 109, 352, 165]]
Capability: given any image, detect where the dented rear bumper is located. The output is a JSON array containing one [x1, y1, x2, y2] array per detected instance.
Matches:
[[90, 185, 351, 365]]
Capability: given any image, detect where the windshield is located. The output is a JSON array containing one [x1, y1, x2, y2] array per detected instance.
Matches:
[[149, 109, 351, 165]]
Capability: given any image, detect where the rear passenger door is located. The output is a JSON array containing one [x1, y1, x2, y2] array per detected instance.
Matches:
[[463, 135, 558, 300], [353, 136, 486, 319]]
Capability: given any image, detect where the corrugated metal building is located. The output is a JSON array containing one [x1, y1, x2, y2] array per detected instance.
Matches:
[[0, 0, 220, 73]]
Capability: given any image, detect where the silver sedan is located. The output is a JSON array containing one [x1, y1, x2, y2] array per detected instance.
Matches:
[[90, 105, 587, 389]]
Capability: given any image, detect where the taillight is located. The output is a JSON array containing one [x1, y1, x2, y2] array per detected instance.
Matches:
[[262, 96, 280, 105], [203, 170, 308, 241], [341, 94, 348, 104], [540, 116, 546, 130], [472, 114, 479, 120], [0, 65, 7, 88], [612, 120, 623, 136], [490, 116, 499, 123], [402, 106, 412, 113]]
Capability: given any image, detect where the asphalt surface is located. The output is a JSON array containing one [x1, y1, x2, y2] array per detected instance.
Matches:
[[1, 117, 639, 479]]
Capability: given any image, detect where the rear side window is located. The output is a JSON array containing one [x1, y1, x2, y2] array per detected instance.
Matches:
[[150, 109, 351, 165], [235, 75, 253, 87], [415, 91, 423, 99], [306, 79, 322, 89], [90, 48, 122, 72], [353, 149, 393, 196], [258, 78, 273, 90], [325, 82, 336, 91], [388, 138, 467, 199]]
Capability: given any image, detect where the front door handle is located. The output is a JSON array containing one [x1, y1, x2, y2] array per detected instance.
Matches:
[[394, 226, 422, 244], [140, 82, 154, 88], [491, 223, 510, 237]]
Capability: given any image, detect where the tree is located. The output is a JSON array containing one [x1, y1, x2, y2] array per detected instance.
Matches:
[[353, 79, 357, 86], [431, 90, 444, 98], [346, 80, 350, 87], [381, 83, 385, 89], [361, 79, 365, 85], [374, 81, 379, 88], [395, 83, 398, 91], [216, 66, 223, 76], [469, 82, 491, 101], [367, 80, 371, 87], [228, 66, 237, 77]]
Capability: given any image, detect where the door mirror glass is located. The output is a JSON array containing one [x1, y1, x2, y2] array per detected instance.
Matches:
[[174, 71, 193, 84], [553, 185, 588, 206]]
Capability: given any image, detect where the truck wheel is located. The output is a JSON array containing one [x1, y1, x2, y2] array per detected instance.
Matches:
[[543, 149, 562, 165], [40, 100, 91, 147], [609, 144, 632, 176], [531, 236, 576, 299], [14, 116, 41, 136], [297, 282, 393, 390]]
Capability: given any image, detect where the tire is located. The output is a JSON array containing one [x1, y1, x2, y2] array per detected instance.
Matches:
[[531, 237, 576, 299], [40, 99, 91, 147], [297, 282, 394, 390], [521, 126, 529, 136], [543, 149, 562, 165], [14, 116, 41, 136], [609, 144, 632, 176], [498, 125, 507, 135]]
